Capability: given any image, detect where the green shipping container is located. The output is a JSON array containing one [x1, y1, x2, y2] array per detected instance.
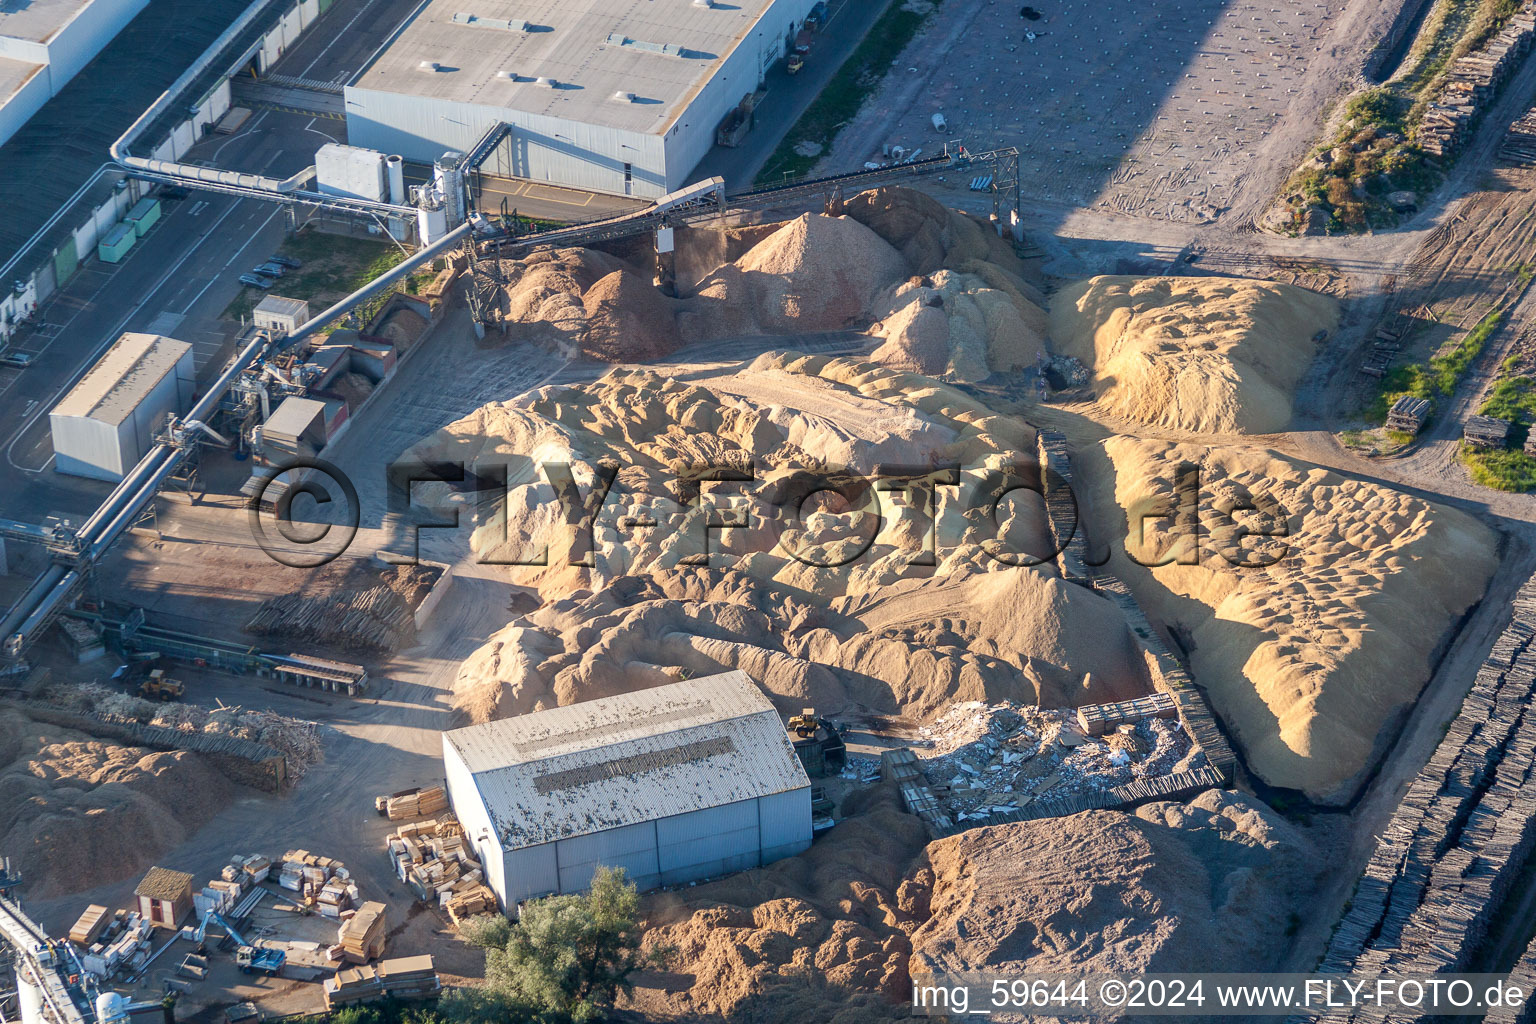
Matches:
[[125, 197, 161, 238], [98, 223, 136, 264]]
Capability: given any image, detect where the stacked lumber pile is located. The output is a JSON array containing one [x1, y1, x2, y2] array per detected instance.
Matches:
[[380, 786, 448, 821], [323, 955, 441, 1010], [1418, 7, 1536, 158], [277, 850, 359, 918], [69, 905, 110, 946], [1309, 579, 1536, 1021], [337, 902, 387, 964], [386, 816, 497, 925], [246, 586, 416, 653]]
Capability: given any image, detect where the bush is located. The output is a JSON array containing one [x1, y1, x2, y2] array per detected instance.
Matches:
[[1463, 447, 1536, 491]]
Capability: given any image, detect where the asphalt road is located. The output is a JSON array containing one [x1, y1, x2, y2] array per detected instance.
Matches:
[[687, 0, 893, 191]]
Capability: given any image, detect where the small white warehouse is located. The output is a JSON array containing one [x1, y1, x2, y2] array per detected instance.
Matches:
[[50, 332, 194, 482], [345, 0, 819, 197], [443, 671, 812, 910], [252, 295, 311, 337]]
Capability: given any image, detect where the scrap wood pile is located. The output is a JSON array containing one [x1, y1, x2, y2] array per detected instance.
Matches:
[[47, 685, 324, 778], [246, 585, 416, 653], [278, 849, 360, 920], [376, 785, 448, 820], [336, 902, 388, 964], [386, 816, 496, 925]]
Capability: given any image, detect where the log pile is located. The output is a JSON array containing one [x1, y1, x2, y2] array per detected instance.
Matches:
[[1301, 578, 1536, 1022], [386, 816, 498, 925], [246, 585, 416, 653], [1502, 107, 1536, 165], [1418, 7, 1536, 158]]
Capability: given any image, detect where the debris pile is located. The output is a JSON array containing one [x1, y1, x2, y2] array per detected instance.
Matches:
[[915, 700, 1207, 822], [50, 685, 323, 777], [385, 815, 498, 925], [245, 585, 416, 652]]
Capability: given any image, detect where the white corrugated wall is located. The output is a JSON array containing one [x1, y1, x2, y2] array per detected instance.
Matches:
[[656, 799, 762, 884], [556, 821, 661, 893], [443, 736, 506, 908]]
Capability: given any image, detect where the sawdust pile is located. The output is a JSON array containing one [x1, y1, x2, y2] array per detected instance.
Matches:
[[474, 187, 1044, 370], [622, 787, 1314, 1020], [624, 787, 930, 1022], [1098, 437, 1498, 801], [685, 212, 908, 339], [451, 565, 1147, 725], [406, 352, 1056, 599], [870, 270, 1049, 382], [910, 789, 1317, 977], [1049, 276, 1338, 434], [0, 710, 237, 897]]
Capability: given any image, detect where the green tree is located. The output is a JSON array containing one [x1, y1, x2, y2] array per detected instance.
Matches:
[[458, 867, 667, 1023]]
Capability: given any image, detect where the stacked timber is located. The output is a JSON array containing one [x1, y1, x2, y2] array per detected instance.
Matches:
[[246, 586, 416, 653], [1417, 7, 1536, 158], [1296, 578, 1536, 1023], [324, 955, 441, 1009], [881, 748, 954, 836], [383, 786, 448, 821], [69, 905, 109, 946], [1502, 107, 1536, 164], [337, 902, 387, 964], [1036, 430, 1091, 581], [386, 815, 496, 924]]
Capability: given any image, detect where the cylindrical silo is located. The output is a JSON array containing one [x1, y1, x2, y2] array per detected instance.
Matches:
[[15, 960, 46, 1024], [433, 152, 466, 228], [386, 155, 407, 240]]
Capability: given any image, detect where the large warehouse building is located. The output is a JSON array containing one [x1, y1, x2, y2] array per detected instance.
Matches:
[[344, 0, 818, 197], [0, 0, 150, 147], [442, 671, 812, 910], [50, 332, 195, 482]]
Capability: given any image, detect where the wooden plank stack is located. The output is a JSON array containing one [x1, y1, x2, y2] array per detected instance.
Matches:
[[1418, 7, 1536, 159], [69, 905, 109, 946], [337, 902, 388, 964], [386, 814, 497, 925], [384, 785, 448, 821], [324, 955, 441, 1010]]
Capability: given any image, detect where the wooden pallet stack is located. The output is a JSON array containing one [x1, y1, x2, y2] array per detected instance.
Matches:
[[337, 902, 388, 964]]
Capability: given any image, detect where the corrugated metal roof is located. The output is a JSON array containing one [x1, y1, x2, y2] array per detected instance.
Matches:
[[255, 295, 310, 320], [51, 332, 190, 425], [446, 671, 808, 848], [134, 866, 193, 901], [350, 0, 775, 135]]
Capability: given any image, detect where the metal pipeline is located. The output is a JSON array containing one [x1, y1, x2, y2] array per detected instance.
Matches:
[[3, 220, 476, 657]]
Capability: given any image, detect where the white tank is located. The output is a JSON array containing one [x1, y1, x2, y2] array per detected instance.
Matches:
[[417, 193, 449, 245], [15, 962, 45, 1024], [96, 991, 130, 1024], [386, 155, 407, 241]]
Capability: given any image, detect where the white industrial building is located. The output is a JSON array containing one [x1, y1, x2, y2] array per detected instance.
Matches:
[[50, 332, 194, 482], [442, 671, 812, 910], [253, 295, 311, 337], [0, 0, 150, 147], [345, 0, 819, 197]]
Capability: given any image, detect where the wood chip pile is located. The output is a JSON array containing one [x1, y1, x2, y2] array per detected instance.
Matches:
[[246, 585, 416, 653], [386, 815, 498, 925]]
